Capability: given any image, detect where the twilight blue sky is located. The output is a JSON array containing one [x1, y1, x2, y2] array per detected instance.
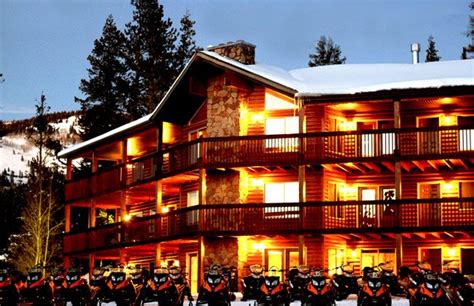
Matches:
[[0, 0, 471, 120]]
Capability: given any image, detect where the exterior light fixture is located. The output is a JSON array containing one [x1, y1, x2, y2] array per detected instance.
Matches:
[[123, 214, 132, 222], [252, 242, 265, 252]]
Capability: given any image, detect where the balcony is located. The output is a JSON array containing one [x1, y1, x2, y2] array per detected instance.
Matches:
[[63, 197, 474, 255], [65, 126, 474, 202]]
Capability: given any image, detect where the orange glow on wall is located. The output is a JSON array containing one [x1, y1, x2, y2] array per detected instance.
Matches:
[[163, 121, 181, 144], [127, 138, 140, 156]]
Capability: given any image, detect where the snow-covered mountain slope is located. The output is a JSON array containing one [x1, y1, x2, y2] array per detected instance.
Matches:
[[0, 115, 81, 182]]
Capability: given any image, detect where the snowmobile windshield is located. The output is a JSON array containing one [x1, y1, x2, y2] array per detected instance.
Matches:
[[250, 264, 263, 274]]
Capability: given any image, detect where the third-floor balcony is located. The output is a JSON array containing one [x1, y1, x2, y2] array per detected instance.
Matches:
[[65, 126, 474, 202]]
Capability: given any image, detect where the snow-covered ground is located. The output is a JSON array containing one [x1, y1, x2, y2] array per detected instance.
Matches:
[[137, 295, 409, 306], [0, 115, 81, 182]]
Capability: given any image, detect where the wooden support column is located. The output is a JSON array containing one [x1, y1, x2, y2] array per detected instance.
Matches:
[[298, 235, 305, 265], [156, 180, 163, 214], [120, 191, 127, 221], [394, 99, 403, 270], [198, 236, 205, 288], [65, 204, 71, 233], [90, 200, 96, 228], [89, 253, 96, 276], [298, 162, 306, 265], [119, 249, 126, 265], [66, 158, 72, 180], [198, 169, 206, 205], [155, 243, 162, 267]]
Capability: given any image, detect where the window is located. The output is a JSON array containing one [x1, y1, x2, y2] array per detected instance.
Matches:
[[265, 92, 297, 110], [459, 116, 474, 151], [188, 129, 206, 162], [265, 117, 299, 149], [187, 191, 199, 225], [460, 181, 474, 210], [264, 182, 299, 218]]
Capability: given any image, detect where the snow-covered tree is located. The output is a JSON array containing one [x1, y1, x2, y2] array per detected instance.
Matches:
[[308, 36, 346, 67], [425, 35, 441, 62]]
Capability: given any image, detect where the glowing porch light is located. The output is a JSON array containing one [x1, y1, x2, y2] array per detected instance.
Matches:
[[160, 260, 167, 268], [161, 207, 170, 214], [448, 248, 457, 257], [123, 214, 132, 222], [351, 249, 358, 258], [251, 113, 265, 122], [173, 260, 180, 267], [250, 178, 265, 188], [442, 181, 455, 193], [439, 97, 454, 104], [252, 242, 265, 252], [440, 115, 457, 126]]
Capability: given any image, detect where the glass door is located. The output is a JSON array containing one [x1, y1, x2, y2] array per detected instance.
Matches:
[[418, 117, 440, 154], [358, 121, 377, 157], [359, 187, 377, 227], [186, 253, 199, 294], [419, 183, 441, 226]]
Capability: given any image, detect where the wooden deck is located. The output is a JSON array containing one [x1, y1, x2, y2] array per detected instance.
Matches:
[[63, 197, 474, 255], [65, 126, 474, 202]]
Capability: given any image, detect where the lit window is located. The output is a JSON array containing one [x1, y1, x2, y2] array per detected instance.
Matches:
[[264, 182, 299, 219], [265, 92, 296, 110], [265, 117, 299, 149], [187, 191, 199, 225]]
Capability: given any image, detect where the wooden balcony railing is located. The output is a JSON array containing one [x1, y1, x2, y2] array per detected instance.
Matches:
[[65, 126, 474, 202], [63, 198, 474, 255]]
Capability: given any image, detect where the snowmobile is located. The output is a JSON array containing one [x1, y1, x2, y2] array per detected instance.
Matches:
[[141, 267, 180, 306], [412, 271, 452, 306], [331, 264, 359, 300], [241, 264, 265, 302], [19, 265, 54, 306], [98, 267, 136, 306], [169, 266, 193, 306], [286, 265, 310, 302], [302, 268, 335, 306], [257, 266, 288, 306], [197, 264, 232, 306], [357, 270, 391, 306]]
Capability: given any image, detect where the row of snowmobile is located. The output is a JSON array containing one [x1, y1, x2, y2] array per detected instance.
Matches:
[[0, 265, 193, 305], [239, 261, 474, 306], [0, 260, 473, 306]]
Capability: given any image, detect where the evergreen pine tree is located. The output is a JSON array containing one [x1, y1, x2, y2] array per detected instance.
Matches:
[[308, 36, 346, 67], [75, 15, 130, 140], [425, 35, 441, 62], [462, 1, 474, 59], [174, 11, 197, 72], [125, 0, 178, 114]]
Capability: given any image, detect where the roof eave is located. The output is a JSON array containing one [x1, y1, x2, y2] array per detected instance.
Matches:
[[298, 85, 474, 104]]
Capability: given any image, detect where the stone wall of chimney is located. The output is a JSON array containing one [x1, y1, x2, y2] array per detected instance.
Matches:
[[208, 40, 256, 65]]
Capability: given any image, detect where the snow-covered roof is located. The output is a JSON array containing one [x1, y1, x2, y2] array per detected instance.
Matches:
[[200, 51, 474, 97], [59, 51, 473, 159], [58, 114, 152, 158]]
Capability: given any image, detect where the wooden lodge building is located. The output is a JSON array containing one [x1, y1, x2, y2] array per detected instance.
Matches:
[[59, 41, 474, 292]]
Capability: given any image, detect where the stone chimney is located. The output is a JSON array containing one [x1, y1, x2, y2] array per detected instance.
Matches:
[[208, 40, 256, 65]]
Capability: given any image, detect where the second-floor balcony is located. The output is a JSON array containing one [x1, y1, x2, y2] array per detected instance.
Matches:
[[63, 197, 474, 255], [65, 126, 474, 202]]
